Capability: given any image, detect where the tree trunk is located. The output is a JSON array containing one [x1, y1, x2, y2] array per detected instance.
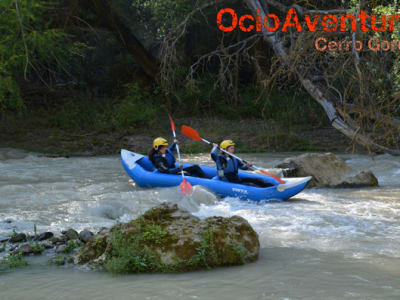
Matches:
[[78, 0, 159, 82], [244, 0, 400, 155]]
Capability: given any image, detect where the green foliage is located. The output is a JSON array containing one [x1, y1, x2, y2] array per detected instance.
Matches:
[[262, 132, 320, 152], [44, 99, 114, 132], [181, 142, 204, 154], [113, 82, 161, 131], [171, 75, 326, 127], [0, 76, 23, 112], [48, 255, 65, 266], [9, 229, 18, 238], [229, 243, 246, 265], [31, 242, 44, 254], [0, 0, 87, 112], [1, 252, 28, 269], [142, 224, 168, 244], [190, 226, 218, 269], [64, 240, 78, 253], [104, 223, 221, 274], [105, 230, 161, 274], [132, 0, 194, 39], [24, 82, 162, 132]]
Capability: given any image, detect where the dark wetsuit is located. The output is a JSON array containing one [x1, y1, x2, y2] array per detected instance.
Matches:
[[211, 146, 272, 187], [152, 143, 206, 178]]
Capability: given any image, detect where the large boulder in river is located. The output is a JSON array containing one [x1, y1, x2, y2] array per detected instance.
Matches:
[[276, 153, 378, 188], [74, 203, 259, 273]]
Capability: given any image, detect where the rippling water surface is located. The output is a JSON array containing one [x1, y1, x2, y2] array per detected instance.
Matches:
[[0, 148, 399, 299]]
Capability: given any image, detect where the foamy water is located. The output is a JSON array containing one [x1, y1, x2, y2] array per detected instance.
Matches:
[[0, 148, 399, 299]]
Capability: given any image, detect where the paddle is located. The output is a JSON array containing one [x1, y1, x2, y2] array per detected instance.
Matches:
[[168, 115, 192, 195], [181, 125, 286, 184]]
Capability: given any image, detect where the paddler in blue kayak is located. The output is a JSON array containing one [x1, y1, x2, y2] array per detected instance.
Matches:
[[149, 137, 206, 178], [211, 140, 272, 187]]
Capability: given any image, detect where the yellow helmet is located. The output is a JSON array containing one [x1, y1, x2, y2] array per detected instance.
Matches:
[[153, 137, 168, 149], [220, 140, 235, 150]]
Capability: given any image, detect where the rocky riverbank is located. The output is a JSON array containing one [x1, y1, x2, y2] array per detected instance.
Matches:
[[0, 118, 356, 157], [1, 203, 259, 273], [0, 224, 97, 268]]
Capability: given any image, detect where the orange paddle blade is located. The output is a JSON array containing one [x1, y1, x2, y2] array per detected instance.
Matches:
[[259, 169, 285, 184], [180, 177, 192, 195], [168, 114, 176, 132], [181, 125, 202, 141]]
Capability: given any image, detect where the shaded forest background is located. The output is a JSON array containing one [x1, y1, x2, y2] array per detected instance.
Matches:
[[0, 0, 399, 154]]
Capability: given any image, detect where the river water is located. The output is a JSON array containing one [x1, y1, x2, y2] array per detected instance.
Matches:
[[0, 148, 399, 299]]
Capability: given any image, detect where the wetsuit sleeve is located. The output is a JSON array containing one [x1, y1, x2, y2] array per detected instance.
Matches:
[[168, 143, 176, 152], [211, 146, 223, 170], [153, 156, 180, 174], [238, 159, 249, 170]]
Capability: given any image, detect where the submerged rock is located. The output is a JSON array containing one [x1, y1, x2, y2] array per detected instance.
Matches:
[[62, 229, 79, 240], [0, 236, 9, 243], [41, 241, 54, 249], [276, 153, 378, 188], [11, 243, 33, 255], [56, 245, 67, 254], [79, 230, 94, 243], [337, 170, 378, 188], [35, 232, 54, 241], [75, 203, 259, 273], [9, 233, 27, 243], [51, 235, 68, 245]]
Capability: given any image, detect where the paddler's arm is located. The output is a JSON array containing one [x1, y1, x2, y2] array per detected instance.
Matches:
[[238, 159, 251, 170], [211, 145, 223, 171], [211, 144, 225, 179], [168, 139, 178, 152]]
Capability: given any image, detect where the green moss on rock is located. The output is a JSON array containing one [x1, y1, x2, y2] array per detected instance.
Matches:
[[74, 203, 260, 273]]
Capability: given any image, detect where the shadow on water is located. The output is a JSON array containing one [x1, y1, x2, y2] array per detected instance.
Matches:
[[283, 197, 320, 204]]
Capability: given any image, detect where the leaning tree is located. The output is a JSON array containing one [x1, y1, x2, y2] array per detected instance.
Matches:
[[160, 0, 400, 155]]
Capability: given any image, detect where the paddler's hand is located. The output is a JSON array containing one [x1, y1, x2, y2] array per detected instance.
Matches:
[[178, 162, 183, 169], [246, 163, 252, 168], [218, 169, 224, 178], [174, 139, 178, 144], [213, 143, 218, 148]]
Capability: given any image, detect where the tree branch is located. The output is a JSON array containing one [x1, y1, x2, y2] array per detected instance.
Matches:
[[245, 0, 400, 155], [263, 0, 347, 16], [14, 0, 29, 80]]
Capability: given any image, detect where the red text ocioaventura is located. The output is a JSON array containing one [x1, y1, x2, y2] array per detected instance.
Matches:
[[216, 8, 400, 52]]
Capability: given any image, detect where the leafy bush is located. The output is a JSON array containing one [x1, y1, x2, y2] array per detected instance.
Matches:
[[113, 83, 161, 130], [64, 240, 79, 253], [142, 224, 168, 244], [48, 255, 66, 266], [0, 0, 87, 112], [31, 242, 44, 254], [105, 230, 161, 274], [1, 252, 28, 269]]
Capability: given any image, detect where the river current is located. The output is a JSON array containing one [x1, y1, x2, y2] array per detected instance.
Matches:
[[0, 148, 399, 299]]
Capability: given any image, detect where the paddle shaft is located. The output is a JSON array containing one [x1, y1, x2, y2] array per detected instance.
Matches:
[[202, 138, 255, 169], [170, 129, 185, 179], [181, 125, 285, 184], [204, 138, 286, 182]]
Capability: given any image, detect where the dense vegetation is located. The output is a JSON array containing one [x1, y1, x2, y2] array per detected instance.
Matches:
[[0, 1, 325, 132], [0, 0, 398, 153]]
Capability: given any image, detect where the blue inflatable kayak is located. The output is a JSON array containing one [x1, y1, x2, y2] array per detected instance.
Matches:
[[121, 149, 311, 202]]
